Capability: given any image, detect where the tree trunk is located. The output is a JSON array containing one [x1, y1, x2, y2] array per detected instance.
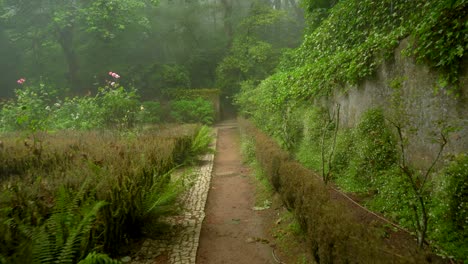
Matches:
[[58, 27, 79, 91]]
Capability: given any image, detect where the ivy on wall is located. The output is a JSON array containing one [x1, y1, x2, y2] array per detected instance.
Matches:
[[245, 0, 466, 108]]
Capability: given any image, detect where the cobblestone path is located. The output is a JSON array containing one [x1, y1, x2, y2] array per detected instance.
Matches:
[[129, 129, 217, 264]]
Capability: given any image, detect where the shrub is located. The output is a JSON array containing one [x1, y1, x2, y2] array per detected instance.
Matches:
[[170, 97, 214, 125], [430, 154, 468, 259], [136, 101, 161, 124], [296, 106, 329, 172], [0, 83, 57, 132], [159, 64, 191, 90], [367, 166, 419, 228], [98, 86, 139, 128], [238, 119, 427, 263], [344, 108, 397, 191], [0, 82, 141, 131], [53, 96, 103, 130]]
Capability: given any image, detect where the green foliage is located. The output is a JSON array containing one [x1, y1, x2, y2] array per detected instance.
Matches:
[[295, 107, 397, 192], [443, 154, 468, 233], [32, 188, 107, 264], [0, 182, 107, 264], [189, 126, 214, 159], [159, 64, 191, 89], [239, 119, 411, 263], [239, 0, 465, 115], [98, 86, 139, 128], [216, 36, 276, 97], [0, 125, 204, 262], [77, 252, 120, 264], [216, 1, 301, 99], [164, 88, 220, 101], [82, 0, 148, 40], [53, 96, 103, 130], [256, 0, 415, 103], [138, 168, 185, 228], [236, 80, 303, 151], [244, 99, 466, 259], [239, 129, 257, 164], [170, 98, 214, 125], [1, 0, 159, 91], [0, 82, 141, 131], [296, 106, 328, 171], [301, 0, 338, 11], [136, 101, 161, 124], [368, 166, 420, 228], [346, 109, 397, 189], [0, 83, 58, 132], [410, 1, 467, 89], [430, 154, 468, 259], [235, 0, 466, 260]]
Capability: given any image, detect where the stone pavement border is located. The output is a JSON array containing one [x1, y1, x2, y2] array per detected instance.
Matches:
[[129, 128, 218, 264]]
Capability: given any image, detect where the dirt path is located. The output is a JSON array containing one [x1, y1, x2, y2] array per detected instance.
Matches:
[[197, 120, 275, 264]]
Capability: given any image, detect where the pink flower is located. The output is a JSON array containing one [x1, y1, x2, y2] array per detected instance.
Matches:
[[17, 78, 26, 84], [108, 71, 120, 79]]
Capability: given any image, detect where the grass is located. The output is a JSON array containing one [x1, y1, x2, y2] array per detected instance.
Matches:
[[0, 124, 209, 263], [239, 130, 314, 263], [271, 211, 314, 264]]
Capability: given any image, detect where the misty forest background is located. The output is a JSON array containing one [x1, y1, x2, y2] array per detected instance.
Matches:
[[0, 0, 303, 101]]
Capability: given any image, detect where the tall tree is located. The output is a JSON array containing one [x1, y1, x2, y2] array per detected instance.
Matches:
[[1, 0, 158, 92]]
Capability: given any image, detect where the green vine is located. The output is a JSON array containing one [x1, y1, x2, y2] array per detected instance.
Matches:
[[241, 0, 466, 107], [410, 0, 467, 91]]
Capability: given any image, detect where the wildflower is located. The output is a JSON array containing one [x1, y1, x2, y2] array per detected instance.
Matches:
[[140, 105, 145, 111], [110, 82, 116, 86], [16, 78, 26, 84], [108, 71, 120, 79]]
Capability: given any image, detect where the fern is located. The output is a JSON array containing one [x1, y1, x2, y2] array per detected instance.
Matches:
[[31, 183, 107, 264], [189, 126, 214, 160], [141, 169, 185, 219], [55, 201, 106, 264], [77, 252, 120, 264]]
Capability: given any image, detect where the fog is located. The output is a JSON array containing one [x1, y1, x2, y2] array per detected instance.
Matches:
[[0, 0, 304, 99]]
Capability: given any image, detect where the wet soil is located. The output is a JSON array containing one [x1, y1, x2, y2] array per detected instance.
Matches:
[[197, 120, 278, 264]]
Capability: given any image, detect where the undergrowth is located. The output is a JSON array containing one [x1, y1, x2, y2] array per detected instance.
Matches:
[[239, 124, 313, 263], [240, 118, 444, 263], [0, 124, 210, 263], [234, 0, 466, 261], [240, 101, 466, 260]]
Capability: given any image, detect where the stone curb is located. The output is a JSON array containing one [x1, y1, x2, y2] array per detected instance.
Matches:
[[129, 128, 218, 264]]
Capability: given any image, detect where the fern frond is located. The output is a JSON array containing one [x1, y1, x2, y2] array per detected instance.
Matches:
[[55, 201, 107, 264], [190, 126, 214, 157], [31, 180, 106, 264], [32, 225, 56, 264], [141, 170, 186, 218], [77, 252, 121, 264]]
